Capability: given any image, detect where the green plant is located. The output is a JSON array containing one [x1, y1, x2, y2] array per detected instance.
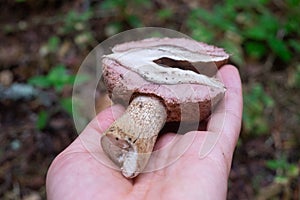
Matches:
[[186, 0, 300, 65], [156, 8, 174, 21], [39, 36, 61, 56], [100, 0, 151, 36], [61, 10, 93, 34], [28, 64, 76, 92], [47, 36, 60, 52], [266, 156, 299, 183], [36, 110, 48, 130], [28, 64, 77, 130], [243, 83, 275, 135], [186, 5, 243, 64], [101, 0, 151, 12], [58, 9, 96, 48], [60, 97, 73, 116]]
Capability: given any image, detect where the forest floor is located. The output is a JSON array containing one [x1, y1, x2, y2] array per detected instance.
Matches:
[[0, 1, 299, 199]]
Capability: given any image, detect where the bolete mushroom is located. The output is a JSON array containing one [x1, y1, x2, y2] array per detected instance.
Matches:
[[100, 37, 229, 178]]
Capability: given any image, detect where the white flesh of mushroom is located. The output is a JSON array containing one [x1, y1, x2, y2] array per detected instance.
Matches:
[[104, 45, 225, 90]]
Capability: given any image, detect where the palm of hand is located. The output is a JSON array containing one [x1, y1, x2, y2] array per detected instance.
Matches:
[[46, 65, 242, 200]]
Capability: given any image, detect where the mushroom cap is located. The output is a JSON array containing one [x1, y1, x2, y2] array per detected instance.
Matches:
[[102, 38, 228, 122], [112, 37, 229, 67]]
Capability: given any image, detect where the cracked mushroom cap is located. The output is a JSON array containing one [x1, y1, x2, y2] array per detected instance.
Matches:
[[102, 37, 229, 122]]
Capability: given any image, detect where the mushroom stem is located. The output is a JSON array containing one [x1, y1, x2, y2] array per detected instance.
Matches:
[[101, 95, 167, 178]]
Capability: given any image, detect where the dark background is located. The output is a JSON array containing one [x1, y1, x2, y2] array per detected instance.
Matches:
[[0, 0, 299, 199]]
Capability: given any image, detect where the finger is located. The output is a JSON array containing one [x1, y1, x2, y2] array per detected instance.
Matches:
[[57, 105, 129, 180], [47, 105, 132, 198], [93, 104, 125, 134], [208, 64, 243, 143], [201, 65, 242, 170], [77, 104, 125, 147], [63, 104, 125, 154], [150, 65, 242, 173]]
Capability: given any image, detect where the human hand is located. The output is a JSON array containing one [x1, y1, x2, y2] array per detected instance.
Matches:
[[46, 65, 242, 200]]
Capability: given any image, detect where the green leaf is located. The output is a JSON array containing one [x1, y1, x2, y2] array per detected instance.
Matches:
[[193, 8, 215, 24], [285, 17, 300, 34], [127, 15, 143, 28], [244, 26, 268, 40], [243, 83, 274, 135], [187, 20, 215, 43], [260, 12, 280, 33], [244, 11, 279, 41], [266, 159, 287, 170], [212, 6, 237, 31], [287, 0, 300, 7], [262, 94, 275, 107], [60, 98, 73, 116], [37, 110, 48, 130], [62, 10, 92, 34], [134, 0, 152, 7], [48, 65, 67, 80], [258, 0, 271, 4], [287, 164, 299, 177], [157, 8, 173, 20], [268, 37, 292, 62], [47, 36, 60, 52], [100, 0, 126, 10], [28, 76, 51, 88], [46, 64, 75, 92], [48, 65, 67, 84], [288, 39, 300, 53], [245, 41, 267, 59]]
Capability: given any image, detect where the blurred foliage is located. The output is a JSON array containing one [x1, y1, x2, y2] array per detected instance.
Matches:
[[28, 64, 76, 129], [59, 9, 96, 49], [183, 0, 299, 139], [47, 36, 60, 53], [100, 0, 151, 36], [27, 63, 89, 129], [266, 156, 299, 185], [36, 110, 48, 130], [186, 0, 300, 65], [28, 64, 75, 92], [156, 8, 174, 21], [61, 10, 92, 34], [243, 83, 275, 135]]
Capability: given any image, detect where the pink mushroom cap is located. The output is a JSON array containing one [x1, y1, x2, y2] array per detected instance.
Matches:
[[102, 37, 229, 122]]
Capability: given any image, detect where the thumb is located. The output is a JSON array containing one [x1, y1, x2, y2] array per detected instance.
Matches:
[[93, 104, 126, 134], [62, 104, 125, 153]]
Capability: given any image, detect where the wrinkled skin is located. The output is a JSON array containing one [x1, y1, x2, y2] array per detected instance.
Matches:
[[46, 65, 242, 200]]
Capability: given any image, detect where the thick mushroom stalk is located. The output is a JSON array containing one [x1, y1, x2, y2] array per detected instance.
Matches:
[[100, 37, 229, 178], [101, 96, 166, 178]]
